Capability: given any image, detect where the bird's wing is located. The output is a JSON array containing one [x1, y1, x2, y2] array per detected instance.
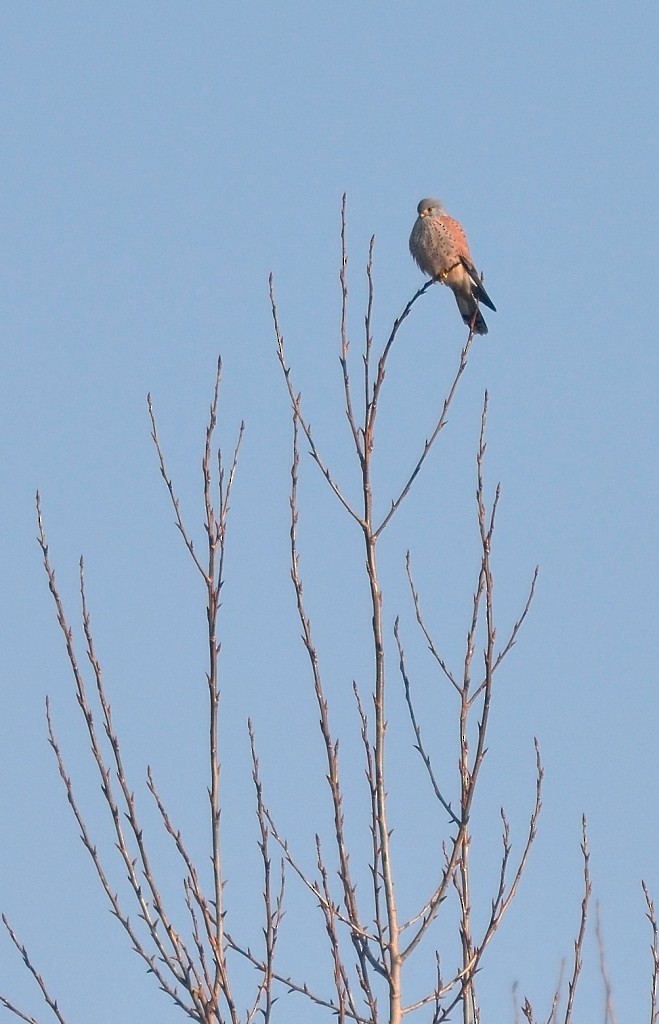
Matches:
[[441, 214, 472, 262], [457, 256, 496, 311]]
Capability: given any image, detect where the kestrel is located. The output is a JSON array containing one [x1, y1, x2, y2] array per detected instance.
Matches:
[[409, 197, 496, 335]]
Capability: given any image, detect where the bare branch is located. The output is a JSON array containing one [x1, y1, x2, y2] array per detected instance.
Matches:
[[523, 997, 538, 1024], [363, 236, 375, 433], [367, 278, 435, 418], [35, 498, 196, 1011], [405, 552, 459, 692], [45, 703, 195, 1011], [147, 382, 211, 582], [245, 720, 286, 1024], [351, 683, 385, 1010], [145, 767, 216, 962], [270, 273, 362, 525], [481, 741, 543, 944], [395, 616, 460, 825], [492, 566, 540, 673], [643, 881, 659, 1024], [1, 918, 69, 1024], [563, 816, 591, 1024], [375, 328, 477, 538], [337, 193, 363, 461], [77, 560, 198, 983], [595, 902, 618, 1024]]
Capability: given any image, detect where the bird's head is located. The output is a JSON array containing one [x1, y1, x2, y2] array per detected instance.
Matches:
[[417, 198, 445, 217]]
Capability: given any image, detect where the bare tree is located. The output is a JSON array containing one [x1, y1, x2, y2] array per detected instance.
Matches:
[[0, 199, 653, 1024], [260, 197, 539, 1024]]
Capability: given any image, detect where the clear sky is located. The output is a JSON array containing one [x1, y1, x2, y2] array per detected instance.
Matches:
[[1, 3, 658, 1022]]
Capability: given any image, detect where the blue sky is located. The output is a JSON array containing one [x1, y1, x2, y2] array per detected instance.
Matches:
[[1, 2, 658, 1021]]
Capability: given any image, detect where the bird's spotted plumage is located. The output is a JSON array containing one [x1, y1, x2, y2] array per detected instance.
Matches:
[[409, 197, 495, 335]]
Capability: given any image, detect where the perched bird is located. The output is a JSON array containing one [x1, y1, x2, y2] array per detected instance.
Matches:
[[409, 197, 496, 335]]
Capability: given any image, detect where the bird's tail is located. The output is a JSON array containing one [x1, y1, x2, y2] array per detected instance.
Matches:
[[455, 293, 488, 335]]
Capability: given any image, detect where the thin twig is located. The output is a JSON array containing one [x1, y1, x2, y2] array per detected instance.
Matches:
[[405, 552, 459, 692], [395, 616, 460, 825], [270, 273, 362, 525], [595, 902, 618, 1024], [563, 816, 591, 1024], [375, 328, 477, 539], [643, 881, 659, 1024], [1, 918, 69, 1024], [338, 194, 363, 461]]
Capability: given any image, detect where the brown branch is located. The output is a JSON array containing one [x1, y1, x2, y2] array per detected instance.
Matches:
[[363, 236, 375, 434], [522, 997, 538, 1024], [563, 816, 591, 1024], [1, 918, 69, 1024], [337, 193, 363, 462], [77, 560, 198, 983], [351, 684, 385, 1010], [147, 383, 210, 582], [642, 881, 659, 1024], [375, 328, 477, 539], [395, 615, 460, 825], [367, 277, 435, 422], [45, 702, 195, 1012], [286, 409, 366, 938], [595, 902, 618, 1024], [270, 273, 362, 525], [469, 741, 543, 973], [245, 720, 286, 1024], [262, 806, 377, 949], [462, 393, 496, 815], [35, 500, 197, 1010], [491, 566, 539, 673], [145, 767, 216, 963], [29, 370, 253, 1024], [315, 834, 359, 1024], [405, 552, 459, 692]]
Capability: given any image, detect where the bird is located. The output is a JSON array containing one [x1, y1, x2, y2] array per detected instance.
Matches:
[[409, 197, 496, 335]]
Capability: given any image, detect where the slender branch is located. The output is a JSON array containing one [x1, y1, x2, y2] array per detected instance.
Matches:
[[244, 721, 285, 1024], [363, 236, 375, 432], [148, 383, 210, 582], [145, 767, 217, 959], [375, 328, 477, 539], [472, 741, 543, 967], [45, 702, 194, 1011], [283, 408, 377, 966], [492, 566, 540, 673], [368, 278, 435, 417], [395, 616, 460, 825], [270, 273, 362, 525], [263, 808, 377, 947], [1, 918, 69, 1024], [78, 561, 197, 981], [563, 816, 591, 1024], [220, 939, 376, 1024], [405, 552, 459, 692], [35, 499, 197, 1008], [338, 193, 363, 460], [352, 683, 384, 1011], [544, 967, 564, 1024], [399, 827, 464, 958], [643, 881, 659, 1024], [595, 902, 618, 1024]]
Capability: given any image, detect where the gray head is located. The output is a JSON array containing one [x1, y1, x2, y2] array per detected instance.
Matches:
[[416, 197, 445, 216]]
